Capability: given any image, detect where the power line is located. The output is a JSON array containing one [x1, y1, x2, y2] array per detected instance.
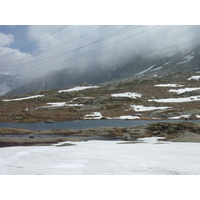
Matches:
[[3, 25, 138, 68], [19, 25, 160, 75], [0, 25, 68, 59], [34, 43, 200, 80], [21, 37, 200, 77], [12, 26, 142, 72], [11, 25, 30, 38], [38, 25, 84, 45], [0, 25, 109, 66]]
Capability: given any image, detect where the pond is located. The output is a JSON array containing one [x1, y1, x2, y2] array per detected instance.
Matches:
[[0, 119, 199, 131]]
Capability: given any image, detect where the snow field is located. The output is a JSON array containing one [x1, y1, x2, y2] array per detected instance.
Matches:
[[130, 105, 171, 111], [154, 84, 184, 87], [148, 95, 200, 103], [0, 137, 200, 175], [169, 87, 200, 94], [176, 52, 195, 65], [135, 64, 156, 75], [45, 102, 83, 107], [114, 115, 140, 119], [84, 112, 140, 120], [168, 114, 191, 119], [3, 95, 44, 101], [111, 92, 142, 98], [188, 75, 200, 80], [58, 86, 99, 93], [84, 112, 103, 119]]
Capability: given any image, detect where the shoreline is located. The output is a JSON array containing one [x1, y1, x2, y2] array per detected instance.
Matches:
[[0, 121, 200, 148]]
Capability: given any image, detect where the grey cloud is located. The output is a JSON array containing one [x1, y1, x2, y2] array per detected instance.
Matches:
[[1, 25, 200, 80]]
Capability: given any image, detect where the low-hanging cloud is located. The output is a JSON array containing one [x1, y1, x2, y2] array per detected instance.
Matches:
[[1, 25, 200, 80]]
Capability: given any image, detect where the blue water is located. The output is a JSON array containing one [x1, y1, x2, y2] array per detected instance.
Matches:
[[0, 119, 199, 131]]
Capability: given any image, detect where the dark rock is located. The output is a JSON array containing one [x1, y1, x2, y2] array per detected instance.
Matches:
[[45, 119, 54, 123]]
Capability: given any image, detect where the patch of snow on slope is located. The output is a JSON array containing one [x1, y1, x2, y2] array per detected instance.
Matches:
[[177, 52, 195, 65], [84, 112, 103, 119], [168, 114, 191, 119], [151, 66, 163, 71], [135, 64, 157, 75], [1, 138, 200, 174], [44, 102, 83, 107], [46, 102, 66, 107], [148, 95, 200, 103], [111, 92, 142, 98], [169, 87, 200, 94], [3, 95, 44, 101], [131, 105, 171, 111], [154, 84, 184, 87], [115, 115, 140, 119], [188, 76, 200, 80], [58, 86, 99, 92]]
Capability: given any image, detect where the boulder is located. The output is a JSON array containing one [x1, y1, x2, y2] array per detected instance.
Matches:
[[122, 132, 133, 141], [45, 119, 54, 123]]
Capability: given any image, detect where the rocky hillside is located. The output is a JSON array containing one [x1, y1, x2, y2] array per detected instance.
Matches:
[[6, 45, 200, 95], [1, 69, 200, 123]]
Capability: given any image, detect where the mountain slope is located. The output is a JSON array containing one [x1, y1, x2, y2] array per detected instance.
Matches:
[[0, 74, 25, 96], [6, 45, 200, 95]]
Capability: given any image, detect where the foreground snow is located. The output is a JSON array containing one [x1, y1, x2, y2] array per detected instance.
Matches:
[[0, 137, 200, 175], [3, 95, 44, 101], [58, 86, 99, 92]]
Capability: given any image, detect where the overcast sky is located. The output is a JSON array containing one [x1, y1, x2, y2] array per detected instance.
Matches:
[[1, 25, 200, 80]]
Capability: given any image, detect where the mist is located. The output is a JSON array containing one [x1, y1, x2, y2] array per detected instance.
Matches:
[[1, 25, 200, 81]]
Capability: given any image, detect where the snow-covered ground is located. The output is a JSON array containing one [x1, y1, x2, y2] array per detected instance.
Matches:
[[84, 112, 103, 119], [2, 95, 44, 101], [169, 87, 200, 94], [177, 52, 195, 65], [148, 95, 200, 103], [188, 75, 200, 80], [154, 84, 184, 87], [130, 105, 171, 111], [114, 115, 140, 119], [151, 66, 163, 71], [168, 114, 191, 119], [46, 102, 83, 107], [111, 92, 142, 98], [135, 64, 156, 75], [46, 102, 66, 107], [0, 137, 200, 175], [58, 86, 99, 92]]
